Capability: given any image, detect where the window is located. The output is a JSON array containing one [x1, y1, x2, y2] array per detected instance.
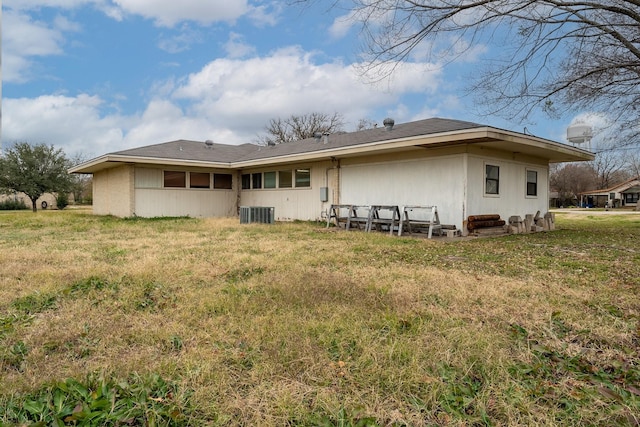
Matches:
[[164, 171, 186, 188], [295, 169, 311, 188], [241, 174, 251, 190], [190, 172, 210, 189], [526, 170, 538, 197], [624, 193, 639, 204], [610, 192, 616, 200], [214, 173, 233, 189], [252, 173, 262, 189], [485, 165, 499, 195], [279, 170, 292, 188], [264, 171, 276, 189]]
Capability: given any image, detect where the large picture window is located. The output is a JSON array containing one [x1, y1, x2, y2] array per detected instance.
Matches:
[[189, 172, 210, 189], [214, 173, 233, 189], [526, 170, 538, 197], [164, 171, 186, 188], [485, 165, 499, 195]]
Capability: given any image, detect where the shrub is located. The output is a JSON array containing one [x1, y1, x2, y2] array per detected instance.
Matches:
[[0, 199, 28, 211], [55, 193, 69, 210]]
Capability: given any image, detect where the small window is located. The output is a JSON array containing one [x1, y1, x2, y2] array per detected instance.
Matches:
[[252, 173, 262, 189], [279, 170, 292, 188], [485, 165, 499, 195], [190, 172, 210, 189], [214, 173, 233, 189], [526, 170, 537, 196], [241, 174, 251, 189], [624, 193, 638, 204], [609, 192, 616, 200], [295, 169, 311, 188], [164, 171, 186, 188], [264, 171, 276, 189]]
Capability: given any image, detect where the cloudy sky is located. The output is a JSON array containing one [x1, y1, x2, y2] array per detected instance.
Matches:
[[2, 0, 583, 159]]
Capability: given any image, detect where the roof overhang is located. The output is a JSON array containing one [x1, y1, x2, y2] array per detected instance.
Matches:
[[233, 127, 594, 167], [69, 126, 594, 174], [69, 154, 233, 174]]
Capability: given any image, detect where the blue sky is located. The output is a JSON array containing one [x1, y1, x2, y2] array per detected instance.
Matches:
[[2, 0, 588, 159]]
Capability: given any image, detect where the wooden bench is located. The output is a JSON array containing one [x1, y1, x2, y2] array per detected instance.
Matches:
[[398, 205, 442, 238], [367, 205, 401, 235]]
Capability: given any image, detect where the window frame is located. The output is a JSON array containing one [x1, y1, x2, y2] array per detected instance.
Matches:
[[164, 170, 186, 188], [484, 164, 500, 196], [241, 174, 251, 190], [526, 169, 538, 197], [294, 168, 311, 188], [213, 173, 233, 190], [278, 170, 292, 188], [189, 172, 211, 189]]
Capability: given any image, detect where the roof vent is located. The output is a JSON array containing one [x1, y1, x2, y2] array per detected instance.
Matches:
[[383, 118, 395, 131], [267, 141, 276, 147], [314, 132, 322, 142], [204, 139, 214, 149], [323, 132, 330, 144]]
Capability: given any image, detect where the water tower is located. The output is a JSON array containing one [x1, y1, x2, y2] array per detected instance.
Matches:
[[566, 123, 593, 151]]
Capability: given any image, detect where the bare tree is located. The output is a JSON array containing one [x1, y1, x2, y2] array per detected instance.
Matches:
[[590, 150, 629, 189], [550, 163, 596, 206], [256, 112, 345, 145], [302, 1, 640, 147]]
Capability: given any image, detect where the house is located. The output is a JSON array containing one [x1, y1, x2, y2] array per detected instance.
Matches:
[[69, 117, 594, 234], [579, 176, 640, 208]]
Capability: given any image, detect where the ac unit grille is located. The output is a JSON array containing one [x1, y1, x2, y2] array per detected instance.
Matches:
[[240, 206, 275, 224]]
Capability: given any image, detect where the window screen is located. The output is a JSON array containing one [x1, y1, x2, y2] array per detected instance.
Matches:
[[252, 173, 262, 189], [279, 170, 292, 188], [526, 170, 537, 196], [241, 174, 251, 190], [485, 165, 499, 195], [214, 173, 233, 189], [264, 171, 276, 188], [164, 171, 186, 188], [190, 172, 210, 189], [295, 169, 311, 188]]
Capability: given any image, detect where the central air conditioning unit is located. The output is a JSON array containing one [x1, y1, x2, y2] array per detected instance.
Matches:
[[240, 206, 275, 224]]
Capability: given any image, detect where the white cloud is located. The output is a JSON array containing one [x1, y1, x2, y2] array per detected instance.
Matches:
[[158, 25, 203, 53], [111, 0, 250, 27], [2, 46, 447, 156], [223, 32, 256, 59], [2, 94, 126, 157], [328, 12, 357, 39], [2, 10, 68, 83]]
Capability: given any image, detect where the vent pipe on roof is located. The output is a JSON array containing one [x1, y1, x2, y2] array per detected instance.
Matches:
[[204, 139, 214, 149], [383, 118, 395, 131], [323, 132, 330, 144], [314, 132, 322, 142]]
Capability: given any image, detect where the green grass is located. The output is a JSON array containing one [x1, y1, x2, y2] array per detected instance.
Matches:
[[0, 209, 638, 425]]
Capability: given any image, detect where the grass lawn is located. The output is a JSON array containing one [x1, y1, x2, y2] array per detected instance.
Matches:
[[0, 210, 638, 426]]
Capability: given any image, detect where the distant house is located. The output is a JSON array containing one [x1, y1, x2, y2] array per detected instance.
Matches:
[[579, 176, 640, 208], [69, 117, 593, 233]]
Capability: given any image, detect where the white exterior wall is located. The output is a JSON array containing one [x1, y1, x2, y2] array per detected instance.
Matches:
[[239, 161, 331, 221], [466, 153, 549, 221], [133, 166, 236, 218], [93, 165, 134, 217], [340, 154, 467, 227]]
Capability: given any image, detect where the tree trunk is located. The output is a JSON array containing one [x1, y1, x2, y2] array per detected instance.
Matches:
[[30, 197, 38, 213]]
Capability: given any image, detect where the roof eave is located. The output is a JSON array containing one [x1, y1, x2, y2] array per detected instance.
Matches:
[[69, 154, 233, 173]]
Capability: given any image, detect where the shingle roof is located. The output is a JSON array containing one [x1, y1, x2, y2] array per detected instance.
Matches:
[[112, 117, 484, 163]]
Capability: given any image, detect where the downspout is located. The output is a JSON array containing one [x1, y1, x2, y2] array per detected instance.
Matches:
[[462, 152, 468, 236]]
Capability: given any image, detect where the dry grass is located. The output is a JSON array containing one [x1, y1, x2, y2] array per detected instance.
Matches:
[[1, 209, 638, 425]]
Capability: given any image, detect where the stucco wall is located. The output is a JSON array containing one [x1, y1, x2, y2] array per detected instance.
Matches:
[[466, 151, 549, 221], [339, 152, 467, 227], [92, 165, 134, 217]]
